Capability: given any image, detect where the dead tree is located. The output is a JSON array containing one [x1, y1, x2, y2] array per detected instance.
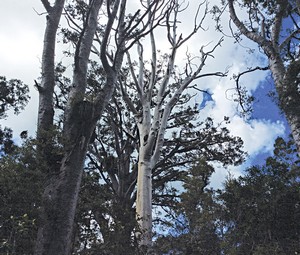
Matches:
[[119, 0, 226, 249]]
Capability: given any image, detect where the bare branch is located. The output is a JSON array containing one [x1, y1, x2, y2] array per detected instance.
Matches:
[[235, 66, 269, 85], [176, 0, 209, 48], [33, 8, 48, 16], [101, 0, 120, 74], [87, 153, 116, 192], [118, 76, 138, 116], [126, 52, 143, 97], [137, 41, 144, 95], [227, 0, 275, 58], [64, 7, 82, 35], [279, 28, 300, 50], [148, 0, 158, 99], [151, 37, 224, 164], [227, 65, 269, 115]]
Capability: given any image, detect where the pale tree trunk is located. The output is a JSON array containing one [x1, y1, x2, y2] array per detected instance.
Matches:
[[136, 155, 153, 247], [227, 0, 300, 157], [128, 1, 225, 249], [269, 58, 300, 157]]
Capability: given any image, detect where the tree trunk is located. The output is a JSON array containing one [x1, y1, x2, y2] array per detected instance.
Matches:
[[269, 58, 300, 158], [286, 114, 300, 155], [35, 1, 104, 254], [34, 133, 92, 255], [37, 0, 65, 134], [136, 157, 153, 248]]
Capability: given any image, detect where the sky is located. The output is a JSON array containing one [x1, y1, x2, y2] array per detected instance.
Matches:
[[0, 1, 288, 188]]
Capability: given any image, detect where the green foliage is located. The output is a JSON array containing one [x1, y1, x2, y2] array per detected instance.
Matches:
[[154, 137, 300, 254], [0, 76, 30, 118], [0, 127, 15, 155], [0, 75, 30, 156], [73, 167, 139, 255], [219, 137, 300, 254], [154, 159, 221, 255], [0, 75, 29, 156], [242, 0, 293, 16], [0, 141, 42, 254]]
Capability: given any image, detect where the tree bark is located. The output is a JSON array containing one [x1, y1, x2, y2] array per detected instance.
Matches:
[[34, 1, 66, 253], [35, 1, 104, 254], [37, 0, 64, 135], [136, 150, 153, 247], [269, 59, 300, 157], [34, 136, 92, 255]]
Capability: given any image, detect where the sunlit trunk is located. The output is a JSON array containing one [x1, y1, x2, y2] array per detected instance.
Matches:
[[136, 157, 153, 248]]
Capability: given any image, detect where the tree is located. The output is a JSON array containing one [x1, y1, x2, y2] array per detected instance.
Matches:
[[219, 136, 300, 254], [115, 1, 228, 248], [73, 91, 245, 253], [34, 0, 170, 254], [0, 76, 30, 154], [153, 159, 222, 255], [220, 0, 300, 156], [0, 140, 41, 255], [0, 75, 33, 255]]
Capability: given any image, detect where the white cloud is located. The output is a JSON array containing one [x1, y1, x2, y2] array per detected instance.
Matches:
[[208, 117, 285, 189], [229, 117, 285, 155], [204, 70, 285, 188]]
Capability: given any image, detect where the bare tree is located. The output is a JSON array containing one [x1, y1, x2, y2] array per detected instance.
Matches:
[[224, 0, 300, 156], [34, 0, 170, 254], [117, 0, 227, 248]]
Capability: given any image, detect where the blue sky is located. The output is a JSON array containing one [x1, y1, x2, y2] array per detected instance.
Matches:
[[251, 81, 289, 165]]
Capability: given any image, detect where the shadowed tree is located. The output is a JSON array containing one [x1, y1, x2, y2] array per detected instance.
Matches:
[[219, 136, 300, 254], [34, 0, 171, 254], [0, 76, 29, 154], [153, 159, 222, 255], [0, 76, 32, 254], [0, 76, 29, 119], [0, 140, 41, 255]]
